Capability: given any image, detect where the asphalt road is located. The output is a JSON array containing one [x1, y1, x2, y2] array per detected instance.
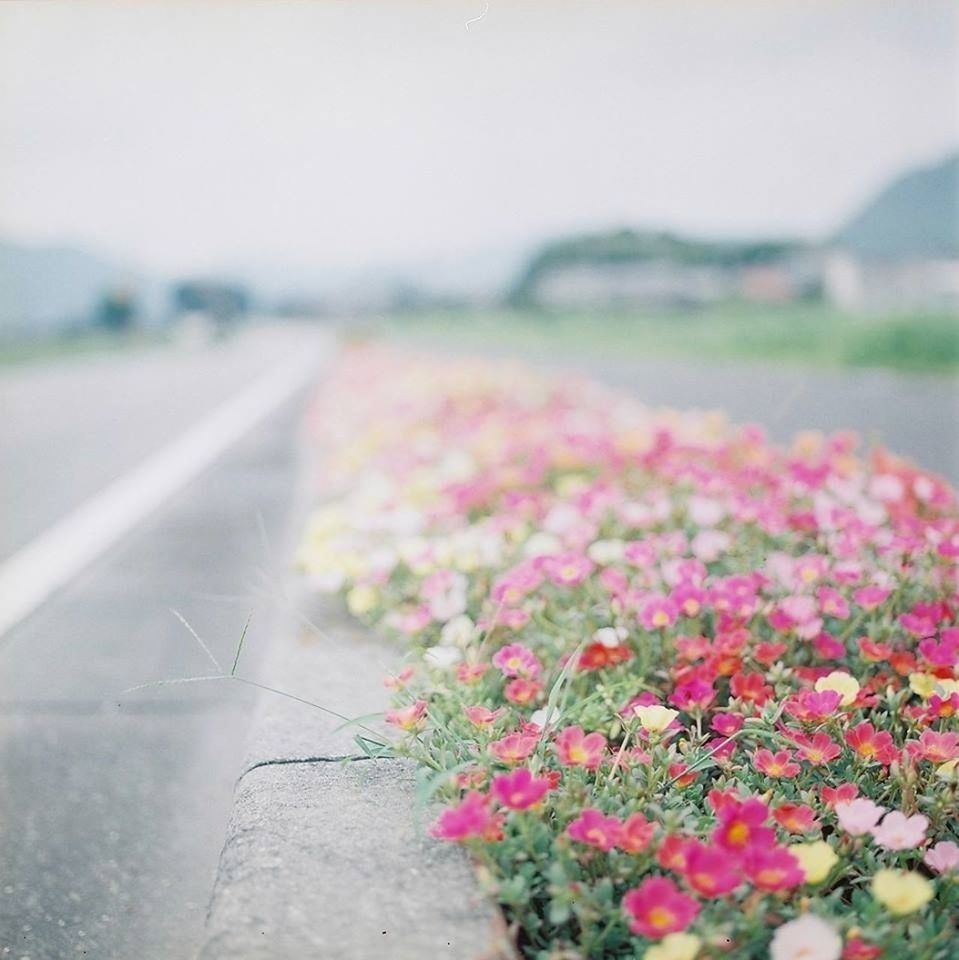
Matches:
[[0, 324, 327, 959], [0, 327, 954, 959], [413, 339, 959, 482]]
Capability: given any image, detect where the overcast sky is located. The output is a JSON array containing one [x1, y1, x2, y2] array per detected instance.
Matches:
[[0, 0, 956, 276]]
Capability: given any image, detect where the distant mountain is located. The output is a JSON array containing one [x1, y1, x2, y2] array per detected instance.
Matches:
[[0, 239, 129, 336], [833, 153, 959, 259], [509, 229, 802, 305]]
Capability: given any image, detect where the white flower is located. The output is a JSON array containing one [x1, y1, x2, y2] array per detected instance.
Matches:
[[523, 532, 563, 558], [770, 914, 841, 960], [688, 496, 725, 527], [593, 626, 627, 649], [587, 539, 625, 564], [440, 614, 475, 648], [424, 645, 462, 669], [529, 705, 561, 730]]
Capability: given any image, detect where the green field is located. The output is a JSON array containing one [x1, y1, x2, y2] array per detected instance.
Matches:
[[0, 328, 169, 369], [384, 303, 959, 374]]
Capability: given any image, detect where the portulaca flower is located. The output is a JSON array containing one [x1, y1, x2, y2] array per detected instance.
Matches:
[[424, 645, 462, 669], [440, 614, 475, 648], [769, 914, 841, 960], [871, 811, 929, 851]]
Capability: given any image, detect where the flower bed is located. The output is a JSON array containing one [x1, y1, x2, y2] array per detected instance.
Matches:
[[299, 345, 959, 960]]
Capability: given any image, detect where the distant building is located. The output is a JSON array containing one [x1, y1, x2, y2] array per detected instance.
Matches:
[[823, 154, 959, 312]]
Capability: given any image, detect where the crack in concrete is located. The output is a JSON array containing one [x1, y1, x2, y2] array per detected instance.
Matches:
[[240, 753, 386, 778]]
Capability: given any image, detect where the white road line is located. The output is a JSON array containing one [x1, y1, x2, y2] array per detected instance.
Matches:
[[0, 348, 322, 639]]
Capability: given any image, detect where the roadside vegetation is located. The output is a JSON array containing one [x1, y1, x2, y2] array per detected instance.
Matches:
[[0, 328, 167, 369], [300, 346, 958, 960], [385, 304, 959, 375]]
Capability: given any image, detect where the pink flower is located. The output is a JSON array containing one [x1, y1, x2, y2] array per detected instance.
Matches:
[[682, 841, 742, 897], [504, 677, 542, 706], [618, 812, 656, 854], [905, 730, 959, 764], [566, 808, 622, 852], [554, 725, 607, 770], [621, 876, 700, 939], [870, 811, 929, 850], [783, 689, 842, 722], [713, 797, 775, 852], [430, 792, 503, 842], [542, 551, 594, 587], [924, 840, 959, 874], [742, 846, 804, 892], [384, 699, 427, 731], [463, 705, 504, 729], [668, 678, 716, 712], [753, 749, 801, 778], [835, 798, 886, 837], [492, 643, 542, 679], [490, 767, 553, 810], [773, 803, 820, 834], [488, 732, 538, 764], [639, 594, 680, 631], [852, 585, 891, 610]]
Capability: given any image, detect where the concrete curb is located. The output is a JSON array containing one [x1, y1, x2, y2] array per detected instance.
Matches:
[[198, 359, 512, 959]]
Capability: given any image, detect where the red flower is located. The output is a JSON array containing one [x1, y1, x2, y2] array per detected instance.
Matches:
[[753, 748, 801, 778], [566, 808, 622, 852], [578, 641, 634, 671], [845, 721, 898, 766], [730, 672, 773, 706], [621, 876, 700, 938], [843, 937, 883, 960], [792, 731, 843, 766], [773, 803, 819, 834], [657, 834, 696, 872], [821, 783, 859, 808]]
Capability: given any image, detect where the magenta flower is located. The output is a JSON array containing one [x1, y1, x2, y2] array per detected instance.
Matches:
[[742, 846, 804, 892], [490, 767, 553, 810], [430, 792, 501, 842], [683, 841, 743, 897], [621, 876, 700, 938]]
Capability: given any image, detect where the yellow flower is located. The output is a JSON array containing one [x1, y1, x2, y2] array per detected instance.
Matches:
[[909, 673, 939, 699], [935, 758, 959, 782], [346, 584, 379, 616], [871, 869, 933, 915], [644, 933, 701, 960], [815, 671, 860, 706], [789, 841, 838, 884], [633, 705, 679, 733]]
